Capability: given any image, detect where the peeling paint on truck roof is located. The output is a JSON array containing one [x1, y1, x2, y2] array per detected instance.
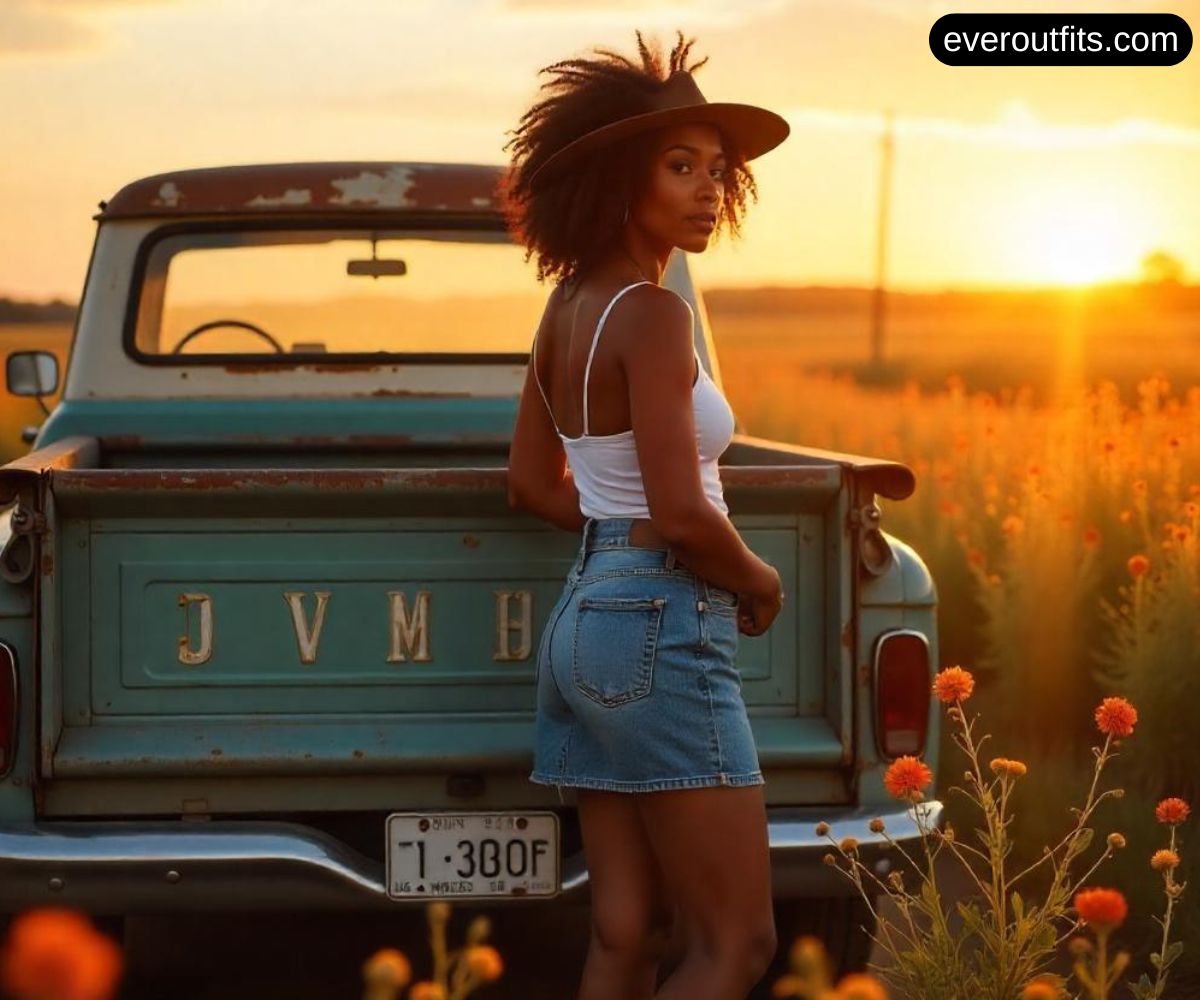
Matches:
[[97, 162, 507, 221]]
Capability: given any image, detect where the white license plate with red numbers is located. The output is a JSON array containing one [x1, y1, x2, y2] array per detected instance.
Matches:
[[385, 811, 560, 899]]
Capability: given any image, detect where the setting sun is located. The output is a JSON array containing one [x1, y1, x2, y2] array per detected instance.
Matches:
[[1007, 181, 1143, 286]]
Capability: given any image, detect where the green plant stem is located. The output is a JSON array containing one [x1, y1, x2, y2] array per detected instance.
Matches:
[[1006, 736, 1115, 892], [1067, 847, 1116, 899], [954, 703, 1011, 985], [1149, 827, 1180, 1000]]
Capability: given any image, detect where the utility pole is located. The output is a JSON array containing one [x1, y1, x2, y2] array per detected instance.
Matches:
[[869, 108, 894, 367]]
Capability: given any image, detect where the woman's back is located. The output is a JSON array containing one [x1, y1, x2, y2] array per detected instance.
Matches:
[[531, 278, 735, 519]]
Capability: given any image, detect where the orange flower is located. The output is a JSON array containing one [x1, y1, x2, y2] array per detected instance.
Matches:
[[835, 972, 889, 999], [1074, 887, 1128, 934], [0, 907, 123, 1000], [1155, 797, 1191, 824], [883, 756, 933, 801], [464, 944, 503, 982], [1094, 697, 1138, 738], [1082, 525, 1101, 547], [1127, 554, 1150, 577], [362, 947, 411, 989], [771, 974, 804, 997], [1020, 975, 1065, 999], [989, 757, 1028, 777], [409, 983, 448, 1000], [1001, 514, 1024, 535], [1151, 849, 1180, 872], [933, 666, 975, 703]]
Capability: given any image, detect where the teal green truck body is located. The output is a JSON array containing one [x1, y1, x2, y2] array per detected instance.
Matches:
[[0, 163, 940, 952]]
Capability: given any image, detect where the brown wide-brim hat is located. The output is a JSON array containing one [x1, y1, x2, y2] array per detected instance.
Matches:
[[526, 69, 790, 192]]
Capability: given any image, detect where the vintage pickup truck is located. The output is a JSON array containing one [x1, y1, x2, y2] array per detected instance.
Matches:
[[0, 161, 940, 990]]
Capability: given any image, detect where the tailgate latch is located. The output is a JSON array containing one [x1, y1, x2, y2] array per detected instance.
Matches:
[[0, 498, 46, 584]]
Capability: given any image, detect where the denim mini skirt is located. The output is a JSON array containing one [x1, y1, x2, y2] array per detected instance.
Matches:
[[529, 516, 765, 798]]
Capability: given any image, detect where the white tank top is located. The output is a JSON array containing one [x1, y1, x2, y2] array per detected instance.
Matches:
[[531, 280, 735, 519]]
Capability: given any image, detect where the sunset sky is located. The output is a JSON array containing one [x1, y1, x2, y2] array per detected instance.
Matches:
[[3, 0, 1198, 302]]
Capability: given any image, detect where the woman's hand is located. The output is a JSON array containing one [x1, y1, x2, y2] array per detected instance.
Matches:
[[737, 564, 783, 636]]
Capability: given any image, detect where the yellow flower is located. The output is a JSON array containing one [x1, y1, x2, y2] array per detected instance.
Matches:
[[409, 983, 447, 1000], [868, 818, 886, 834], [1107, 832, 1126, 850], [838, 836, 860, 854]]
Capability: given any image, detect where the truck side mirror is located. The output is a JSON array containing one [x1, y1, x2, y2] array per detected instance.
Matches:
[[6, 351, 58, 397]]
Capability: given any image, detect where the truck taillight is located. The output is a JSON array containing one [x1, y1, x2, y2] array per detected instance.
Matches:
[[873, 629, 931, 758], [0, 642, 15, 777]]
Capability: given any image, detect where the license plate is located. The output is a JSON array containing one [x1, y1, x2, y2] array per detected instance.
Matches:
[[385, 811, 560, 899]]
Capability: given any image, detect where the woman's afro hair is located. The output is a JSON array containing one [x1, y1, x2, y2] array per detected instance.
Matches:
[[498, 29, 759, 288]]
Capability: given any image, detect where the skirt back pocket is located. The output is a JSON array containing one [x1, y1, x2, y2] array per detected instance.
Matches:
[[571, 595, 665, 707]]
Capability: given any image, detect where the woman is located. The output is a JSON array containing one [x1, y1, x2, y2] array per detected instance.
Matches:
[[502, 30, 789, 1000]]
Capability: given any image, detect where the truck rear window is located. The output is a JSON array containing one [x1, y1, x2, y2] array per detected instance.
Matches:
[[128, 226, 547, 361]]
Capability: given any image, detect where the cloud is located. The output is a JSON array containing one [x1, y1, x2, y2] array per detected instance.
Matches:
[[779, 102, 1200, 149], [0, 0, 178, 58]]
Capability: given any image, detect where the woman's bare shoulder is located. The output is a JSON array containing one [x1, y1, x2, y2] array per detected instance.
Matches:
[[616, 281, 693, 326], [606, 283, 694, 375]]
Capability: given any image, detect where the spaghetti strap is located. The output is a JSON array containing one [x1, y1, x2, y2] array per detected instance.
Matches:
[[581, 281, 652, 436], [530, 328, 561, 436]]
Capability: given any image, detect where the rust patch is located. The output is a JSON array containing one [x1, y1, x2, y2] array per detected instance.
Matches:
[[40, 551, 53, 577], [98, 435, 144, 450], [724, 467, 837, 488]]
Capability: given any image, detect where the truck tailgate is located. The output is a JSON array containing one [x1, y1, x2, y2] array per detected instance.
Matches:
[[2, 435, 915, 812]]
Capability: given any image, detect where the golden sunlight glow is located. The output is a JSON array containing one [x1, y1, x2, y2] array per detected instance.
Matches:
[[1006, 183, 1141, 286]]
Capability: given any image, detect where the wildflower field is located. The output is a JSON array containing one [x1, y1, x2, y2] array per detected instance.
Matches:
[[0, 285, 1196, 997], [714, 282, 1200, 997]]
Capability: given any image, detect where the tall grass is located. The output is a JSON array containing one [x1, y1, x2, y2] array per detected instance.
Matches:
[[721, 351, 1200, 994]]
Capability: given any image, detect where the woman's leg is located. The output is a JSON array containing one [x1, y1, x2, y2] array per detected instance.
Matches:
[[576, 788, 675, 1000], [636, 784, 777, 1000]]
